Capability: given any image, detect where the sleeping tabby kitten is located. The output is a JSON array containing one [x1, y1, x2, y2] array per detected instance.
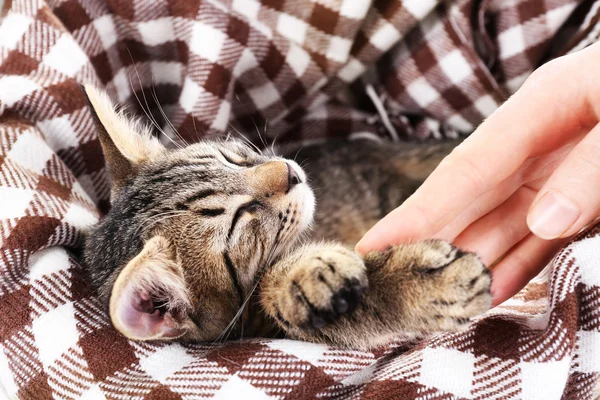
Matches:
[[82, 85, 492, 349]]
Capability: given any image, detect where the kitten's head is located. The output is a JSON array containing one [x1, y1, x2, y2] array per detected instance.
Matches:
[[82, 85, 314, 342]]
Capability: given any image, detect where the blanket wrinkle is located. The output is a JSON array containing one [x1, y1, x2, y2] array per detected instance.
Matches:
[[0, 0, 599, 399]]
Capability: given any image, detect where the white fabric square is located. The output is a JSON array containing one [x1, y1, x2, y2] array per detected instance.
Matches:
[[210, 100, 231, 132], [575, 330, 600, 373], [439, 50, 472, 84], [0, 14, 33, 50], [37, 115, 80, 151], [214, 375, 275, 400], [418, 347, 474, 398], [337, 58, 366, 82], [179, 77, 203, 113], [233, 48, 259, 77], [151, 62, 182, 85], [80, 384, 107, 400], [473, 94, 498, 117], [339, 0, 371, 19], [112, 69, 131, 103], [63, 202, 99, 231], [232, 0, 260, 20], [190, 22, 227, 62], [247, 81, 280, 109], [326, 36, 352, 63], [93, 15, 118, 49], [286, 43, 311, 77], [498, 25, 526, 59], [137, 18, 175, 46], [43, 35, 88, 77], [403, 0, 437, 20], [139, 344, 195, 384], [7, 129, 54, 174], [0, 76, 41, 107], [546, 4, 576, 30], [0, 187, 33, 220], [267, 339, 327, 365], [369, 22, 402, 52], [277, 14, 307, 44], [29, 247, 70, 281], [341, 362, 376, 385], [405, 77, 439, 107], [32, 303, 79, 368], [521, 359, 570, 400], [447, 114, 473, 132], [571, 237, 600, 286]]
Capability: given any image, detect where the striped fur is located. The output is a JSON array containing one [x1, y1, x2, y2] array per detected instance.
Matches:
[[82, 86, 491, 348]]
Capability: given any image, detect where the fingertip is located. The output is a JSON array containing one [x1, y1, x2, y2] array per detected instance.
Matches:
[[355, 235, 373, 255], [489, 274, 511, 308]]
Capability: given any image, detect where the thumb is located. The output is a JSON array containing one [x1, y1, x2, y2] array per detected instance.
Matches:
[[527, 124, 600, 240]]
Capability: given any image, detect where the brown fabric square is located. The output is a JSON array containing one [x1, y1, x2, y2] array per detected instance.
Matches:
[[227, 15, 250, 46], [0, 285, 32, 339], [260, 43, 285, 79], [0, 51, 39, 75], [53, 0, 92, 32], [80, 327, 138, 380], [46, 81, 89, 116], [517, 0, 547, 24], [90, 52, 114, 84], [166, 0, 201, 18], [309, 3, 339, 35], [204, 63, 232, 99]]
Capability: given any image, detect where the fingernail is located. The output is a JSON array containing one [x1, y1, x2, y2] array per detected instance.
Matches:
[[527, 191, 580, 240]]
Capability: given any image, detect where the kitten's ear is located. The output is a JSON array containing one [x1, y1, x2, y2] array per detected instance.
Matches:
[[81, 85, 164, 189], [109, 236, 198, 341]]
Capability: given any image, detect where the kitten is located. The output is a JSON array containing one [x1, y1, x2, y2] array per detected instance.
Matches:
[[82, 85, 491, 349]]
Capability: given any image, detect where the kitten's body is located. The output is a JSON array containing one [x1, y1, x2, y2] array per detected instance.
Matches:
[[292, 139, 454, 245], [82, 86, 491, 349]]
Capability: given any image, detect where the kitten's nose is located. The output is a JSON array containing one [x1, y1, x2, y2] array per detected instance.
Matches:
[[287, 163, 301, 189], [250, 161, 300, 195]]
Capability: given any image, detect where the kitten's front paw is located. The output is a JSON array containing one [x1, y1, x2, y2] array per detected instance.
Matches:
[[366, 239, 492, 332], [276, 248, 368, 331], [416, 240, 492, 330]]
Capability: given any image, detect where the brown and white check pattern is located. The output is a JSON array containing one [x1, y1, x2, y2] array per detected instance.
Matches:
[[1, 0, 600, 398]]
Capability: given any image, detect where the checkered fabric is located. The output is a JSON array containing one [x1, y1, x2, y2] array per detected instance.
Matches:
[[1, 0, 600, 399]]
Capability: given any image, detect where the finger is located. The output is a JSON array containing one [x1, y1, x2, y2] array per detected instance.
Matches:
[[490, 234, 567, 306], [527, 123, 600, 240], [434, 173, 523, 241], [357, 45, 599, 254], [453, 186, 536, 265], [435, 142, 579, 241]]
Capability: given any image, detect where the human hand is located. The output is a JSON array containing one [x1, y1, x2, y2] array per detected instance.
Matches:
[[356, 42, 600, 306]]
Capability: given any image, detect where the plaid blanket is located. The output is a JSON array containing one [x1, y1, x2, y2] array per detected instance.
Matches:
[[1, 0, 600, 398]]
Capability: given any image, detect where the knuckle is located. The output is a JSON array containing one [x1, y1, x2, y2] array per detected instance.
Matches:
[[576, 140, 600, 173]]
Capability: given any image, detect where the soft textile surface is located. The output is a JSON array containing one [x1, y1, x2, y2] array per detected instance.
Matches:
[[1, 0, 599, 398]]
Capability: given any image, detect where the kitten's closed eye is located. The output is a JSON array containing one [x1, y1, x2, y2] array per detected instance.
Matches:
[[219, 149, 254, 168]]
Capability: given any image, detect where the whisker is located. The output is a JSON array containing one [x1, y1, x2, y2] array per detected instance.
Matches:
[[124, 48, 182, 150], [293, 145, 305, 162], [150, 84, 190, 148], [211, 230, 285, 346], [228, 123, 262, 155]]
